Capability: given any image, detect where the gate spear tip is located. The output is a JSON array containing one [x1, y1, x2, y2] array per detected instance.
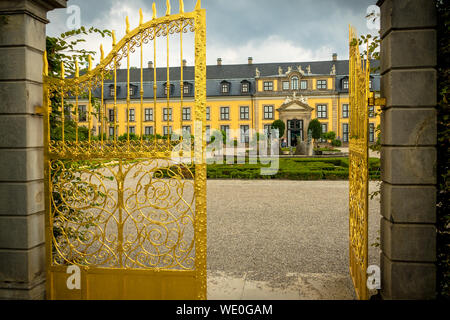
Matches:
[[195, 0, 201, 10], [152, 3, 157, 19], [179, 0, 184, 13], [100, 44, 104, 61], [126, 16, 130, 33], [112, 30, 116, 46], [166, 0, 171, 16], [75, 60, 79, 78], [139, 8, 143, 25], [60, 61, 65, 79]]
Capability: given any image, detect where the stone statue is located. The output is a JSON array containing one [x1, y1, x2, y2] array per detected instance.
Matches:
[[278, 67, 283, 76], [287, 66, 292, 74], [330, 64, 336, 75], [293, 91, 297, 100], [284, 96, 292, 103], [300, 95, 307, 103], [306, 65, 311, 75], [297, 65, 304, 75], [255, 67, 260, 77]]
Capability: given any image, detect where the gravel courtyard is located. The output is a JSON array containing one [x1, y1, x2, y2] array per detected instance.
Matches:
[[207, 180, 381, 300]]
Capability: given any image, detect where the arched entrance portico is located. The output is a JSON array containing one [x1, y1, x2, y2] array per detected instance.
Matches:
[[277, 95, 313, 147]]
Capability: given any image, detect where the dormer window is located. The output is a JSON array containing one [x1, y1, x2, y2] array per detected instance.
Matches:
[[291, 76, 299, 90], [241, 81, 250, 94], [221, 81, 231, 94], [164, 83, 174, 96], [109, 85, 120, 97], [343, 79, 349, 90], [128, 85, 138, 97], [183, 82, 192, 95]]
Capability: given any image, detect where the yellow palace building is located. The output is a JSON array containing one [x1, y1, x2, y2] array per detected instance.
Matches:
[[78, 53, 381, 147]]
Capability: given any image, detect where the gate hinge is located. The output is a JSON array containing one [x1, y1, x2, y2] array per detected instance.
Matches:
[[368, 97, 386, 107], [35, 105, 51, 115]]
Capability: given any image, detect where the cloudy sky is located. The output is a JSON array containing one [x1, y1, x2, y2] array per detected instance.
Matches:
[[47, 0, 379, 68]]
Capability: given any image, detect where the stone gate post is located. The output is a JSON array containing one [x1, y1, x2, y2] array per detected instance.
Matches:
[[0, 0, 67, 299], [377, 0, 438, 299]]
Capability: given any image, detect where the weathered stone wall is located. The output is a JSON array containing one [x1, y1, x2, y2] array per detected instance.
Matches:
[[377, 0, 438, 300], [0, 0, 67, 300]]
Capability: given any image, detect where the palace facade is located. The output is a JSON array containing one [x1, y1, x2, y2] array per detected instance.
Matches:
[[77, 54, 381, 147]]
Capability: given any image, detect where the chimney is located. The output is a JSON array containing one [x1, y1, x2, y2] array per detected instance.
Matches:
[[217, 58, 222, 66], [182, 59, 187, 67], [148, 61, 153, 68], [332, 53, 338, 61], [248, 57, 253, 65]]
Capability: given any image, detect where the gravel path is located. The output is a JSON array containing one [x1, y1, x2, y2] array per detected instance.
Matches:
[[207, 180, 381, 293]]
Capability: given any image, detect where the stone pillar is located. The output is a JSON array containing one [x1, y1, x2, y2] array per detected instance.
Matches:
[[0, 0, 67, 300], [378, 0, 437, 299]]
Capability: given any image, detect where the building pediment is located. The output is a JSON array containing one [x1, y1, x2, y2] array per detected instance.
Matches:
[[277, 99, 313, 113]]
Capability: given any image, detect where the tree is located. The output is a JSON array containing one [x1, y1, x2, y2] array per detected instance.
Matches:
[[308, 119, 322, 147], [323, 131, 336, 143], [271, 120, 285, 138]]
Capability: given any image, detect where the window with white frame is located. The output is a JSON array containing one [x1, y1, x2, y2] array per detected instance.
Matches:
[[291, 76, 299, 90], [240, 106, 249, 120], [263, 81, 273, 91], [240, 125, 250, 143], [144, 126, 153, 136], [145, 108, 153, 122], [128, 109, 135, 122], [182, 107, 191, 121], [220, 107, 230, 120], [163, 126, 172, 136], [264, 105, 274, 120], [369, 123, 375, 143], [342, 104, 349, 118], [163, 108, 172, 122], [317, 105, 327, 118], [317, 80, 327, 89], [343, 123, 350, 142], [300, 80, 307, 90]]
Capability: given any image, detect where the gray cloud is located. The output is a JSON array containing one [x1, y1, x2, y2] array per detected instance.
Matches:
[[47, 0, 378, 64]]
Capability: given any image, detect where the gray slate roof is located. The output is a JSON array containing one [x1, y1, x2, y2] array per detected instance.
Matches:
[[96, 59, 380, 99]]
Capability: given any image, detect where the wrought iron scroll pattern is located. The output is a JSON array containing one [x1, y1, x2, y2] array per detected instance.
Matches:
[[43, 1, 207, 300], [348, 26, 370, 301]]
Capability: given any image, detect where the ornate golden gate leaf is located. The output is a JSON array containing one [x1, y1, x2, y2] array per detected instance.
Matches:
[[349, 26, 370, 301], [43, 0, 207, 300]]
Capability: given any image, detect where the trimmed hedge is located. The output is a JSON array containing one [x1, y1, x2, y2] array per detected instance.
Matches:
[[156, 157, 381, 181]]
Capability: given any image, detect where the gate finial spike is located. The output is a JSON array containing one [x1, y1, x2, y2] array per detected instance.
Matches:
[[179, 0, 184, 13], [152, 3, 157, 19], [112, 30, 116, 46], [195, 0, 201, 10], [88, 55, 92, 71], [100, 44, 104, 60], [166, 0, 171, 16], [43, 51, 48, 76], [126, 16, 130, 33], [60, 61, 64, 79], [75, 60, 79, 78], [139, 8, 143, 25]]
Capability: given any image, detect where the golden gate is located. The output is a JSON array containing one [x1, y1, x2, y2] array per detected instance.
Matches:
[[43, 0, 207, 300], [348, 26, 370, 300]]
